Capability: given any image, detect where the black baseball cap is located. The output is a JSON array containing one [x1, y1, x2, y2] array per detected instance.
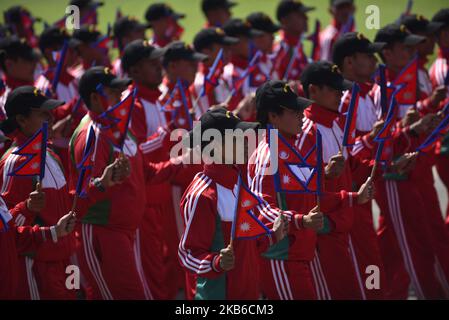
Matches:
[[374, 23, 426, 46], [188, 107, 259, 148], [39, 26, 70, 52], [121, 40, 165, 72], [223, 18, 264, 38], [246, 12, 281, 34], [399, 14, 444, 35], [1, 86, 64, 133], [332, 32, 386, 67], [330, 0, 353, 7], [69, 26, 101, 47], [276, 0, 315, 21], [113, 16, 150, 40], [0, 36, 39, 63], [300, 61, 353, 92], [163, 41, 208, 67], [78, 66, 132, 106], [69, 0, 104, 9], [256, 80, 313, 114], [201, 0, 237, 13], [145, 3, 185, 23], [432, 9, 449, 28], [193, 27, 239, 52]]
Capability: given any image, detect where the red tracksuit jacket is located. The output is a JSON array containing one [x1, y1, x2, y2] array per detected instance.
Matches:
[[0, 198, 62, 299], [179, 164, 279, 300], [0, 131, 77, 262]]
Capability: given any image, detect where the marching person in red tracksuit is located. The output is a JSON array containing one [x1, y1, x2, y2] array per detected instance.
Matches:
[[201, 0, 236, 28], [299, 62, 374, 299], [0, 194, 76, 299], [69, 66, 187, 299], [332, 32, 388, 299], [248, 80, 375, 299], [192, 27, 237, 116], [373, 23, 447, 299], [272, 0, 314, 81], [122, 39, 184, 299], [145, 3, 185, 48], [111, 16, 149, 78], [318, 0, 356, 61], [0, 86, 78, 300], [179, 106, 289, 299]]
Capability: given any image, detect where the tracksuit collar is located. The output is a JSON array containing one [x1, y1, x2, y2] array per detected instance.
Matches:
[[304, 103, 339, 128], [204, 163, 240, 190]]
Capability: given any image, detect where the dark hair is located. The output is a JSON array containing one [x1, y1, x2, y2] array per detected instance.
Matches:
[[0, 51, 18, 73], [256, 104, 285, 128], [378, 42, 396, 63], [0, 108, 32, 135]]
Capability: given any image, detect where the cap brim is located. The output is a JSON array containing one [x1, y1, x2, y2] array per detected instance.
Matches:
[[403, 34, 426, 45], [301, 6, 316, 13], [235, 121, 259, 131], [332, 0, 353, 7], [269, 24, 281, 33], [108, 78, 133, 89], [88, 1, 104, 8], [40, 98, 65, 110], [280, 97, 313, 111], [172, 13, 186, 20], [249, 29, 265, 37], [226, 1, 238, 9], [148, 47, 166, 59], [333, 79, 353, 91], [191, 52, 209, 62], [426, 21, 444, 34], [221, 35, 240, 45], [366, 41, 387, 53]]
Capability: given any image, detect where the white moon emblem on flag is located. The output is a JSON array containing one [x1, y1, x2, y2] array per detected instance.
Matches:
[[31, 162, 39, 169], [113, 131, 120, 139], [279, 151, 289, 160], [119, 109, 126, 116]]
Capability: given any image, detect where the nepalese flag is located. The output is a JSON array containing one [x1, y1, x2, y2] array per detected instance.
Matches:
[[115, 8, 123, 21], [92, 33, 112, 53], [231, 50, 263, 95], [98, 88, 137, 150], [342, 83, 360, 147], [80, 6, 99, 25], [53, 16, 66, 28], [49, 40, 69, 96], [417, 103, 449, 152], [232, 175, 272, 240], [162, 79, 193, 130], [75, 126, 96, 197], [0, 197, 13, 232], [9, 122, 48, 180], [378, 64, 389, 116], [374, 84, 404, 142], [268, 125, 323, 194], [200, 48, 225, 97], [307, 19, 321, 61], [398, 0, 413, 21], [393, 55, 418, 105]]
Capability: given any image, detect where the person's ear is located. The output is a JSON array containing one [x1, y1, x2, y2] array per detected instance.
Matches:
[[267, 111, 280, 128], [128, 64, 140, 79], [308, 84, 320, 98], [89, 92, 101, 110], [15, 114, 28, 129]]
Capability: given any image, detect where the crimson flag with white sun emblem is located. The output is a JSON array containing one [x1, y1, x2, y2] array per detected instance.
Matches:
[[268, 125, 323, 195], [9, 122, 48, 180], [98, 88, 136, 150], [232, 175, 272, 240]]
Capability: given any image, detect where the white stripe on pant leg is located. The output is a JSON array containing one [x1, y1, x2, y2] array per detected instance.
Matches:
[[390, 181, 425, 299], [82, 224, 111, 300], [310, 259, 323, 300], [270, 259, 286, 300], [386, 181, 422, 299], [134, 228, 154, 300], [348, 235, 367, 300], [25, 257, 40, 300], [434, 257, 449, 298], [312, 253, 327, 300], [81, 224, 108, 300], [386, 181, 425, 299], [278, 260, 293, 300], [273, 260, 290, 300], [87, 224, 113, 300], [314, 251, 332, 299]]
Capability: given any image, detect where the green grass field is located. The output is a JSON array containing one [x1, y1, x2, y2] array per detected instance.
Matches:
[[1, 0, 447, 47]]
